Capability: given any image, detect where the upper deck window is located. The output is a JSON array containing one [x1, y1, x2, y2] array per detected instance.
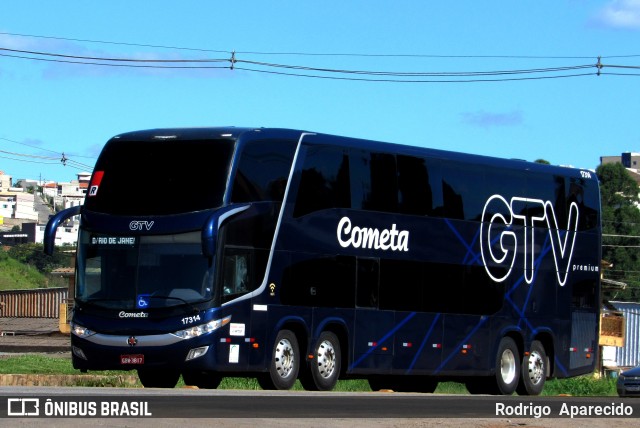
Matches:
[[84, 139, 234, 215], [231, 139, 297, 203]]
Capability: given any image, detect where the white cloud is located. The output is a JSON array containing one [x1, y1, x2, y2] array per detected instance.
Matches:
[[594, 0, 640, 29]]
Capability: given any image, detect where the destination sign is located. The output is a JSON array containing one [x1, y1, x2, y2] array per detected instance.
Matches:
[[91, 236, 137, 246]]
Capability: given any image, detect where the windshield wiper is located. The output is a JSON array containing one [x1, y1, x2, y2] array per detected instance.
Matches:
[[145, 295, 200, 313], [75, 298, 126, 309]]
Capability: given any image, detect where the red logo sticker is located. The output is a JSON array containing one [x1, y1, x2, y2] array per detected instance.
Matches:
[[88, 171, 104, 197]]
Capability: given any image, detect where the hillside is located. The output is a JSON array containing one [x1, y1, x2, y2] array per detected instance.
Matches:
[[0, 252, 58, 291]]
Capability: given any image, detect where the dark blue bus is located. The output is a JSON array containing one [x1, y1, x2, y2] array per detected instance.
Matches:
[[45, 127, 601, 394]]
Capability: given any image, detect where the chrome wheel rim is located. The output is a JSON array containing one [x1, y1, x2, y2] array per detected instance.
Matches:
[[526, 351, 545, 385], [316, 339, 336, 379], [500, 349, 517, 384], [274, 338, 295, 379]]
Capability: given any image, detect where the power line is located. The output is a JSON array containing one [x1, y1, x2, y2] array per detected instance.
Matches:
[[0, 31, 231, 54], [234, 65, 596, 83], [1, 31, 639, 83], [0, 45, 606, 83], [0, 136, 95, 170], [0, 52, 230, 70], [0, 136, 67, 157], [4, 31, 640, 60]]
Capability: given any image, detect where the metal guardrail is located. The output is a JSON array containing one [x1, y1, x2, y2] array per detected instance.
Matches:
[[0, 287, 68, 318]]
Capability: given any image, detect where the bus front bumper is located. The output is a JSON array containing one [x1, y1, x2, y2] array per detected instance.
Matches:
[[70, 331, 218, 371]]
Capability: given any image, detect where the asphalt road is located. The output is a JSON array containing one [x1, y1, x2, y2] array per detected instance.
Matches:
[[1, 386, 639, 427]]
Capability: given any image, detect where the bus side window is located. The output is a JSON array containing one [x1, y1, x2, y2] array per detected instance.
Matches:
[[356, 258, 379, 308], [223, 249, 251, 300], [293, 146, 351, 217], [397, 155, 432, 216], [350, 150, 398, 213], [231, 139, 297, 203]]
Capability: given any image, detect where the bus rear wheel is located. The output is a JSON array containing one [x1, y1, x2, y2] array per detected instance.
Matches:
[[516, 340, 547, 396], [258, 329, 300, 390], [494, 336, 520, 395], [466, 337, 520, 395], [303, 331, 341, 391], [137, 369, 180, 388]]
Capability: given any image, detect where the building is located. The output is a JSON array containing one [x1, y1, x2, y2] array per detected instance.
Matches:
[[0, 170, 86, 246], [0, 171, 39, 224], [55, 172, 90, 210], [0, 171, 12, 191], [601, 152, 640, 169], [32, 222, 79, 247], [602, 302, 640, 369]]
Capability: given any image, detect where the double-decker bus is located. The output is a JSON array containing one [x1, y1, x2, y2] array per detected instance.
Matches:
[[45, 127, 601, 394]]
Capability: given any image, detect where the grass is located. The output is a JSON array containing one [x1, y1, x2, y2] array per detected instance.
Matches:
[[0, 256, 49, 290], [0, 354, 618, 395]]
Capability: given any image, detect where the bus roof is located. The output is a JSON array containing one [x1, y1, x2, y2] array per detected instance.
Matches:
[[110, 127, 589, 179]]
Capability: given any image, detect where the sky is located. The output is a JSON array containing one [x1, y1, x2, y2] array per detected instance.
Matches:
[[1, 1, 640, 183]]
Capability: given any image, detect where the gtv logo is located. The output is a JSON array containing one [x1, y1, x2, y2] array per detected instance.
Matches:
[[480, 195, 579, 286], [129, 220, 154, 231]]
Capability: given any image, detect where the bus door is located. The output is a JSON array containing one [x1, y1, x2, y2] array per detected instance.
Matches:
[[352, 258, 394, 374]]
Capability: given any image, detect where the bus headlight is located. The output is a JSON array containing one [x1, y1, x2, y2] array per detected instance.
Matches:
[[172, 315, 231, 339], [70, 322, 96, 338]]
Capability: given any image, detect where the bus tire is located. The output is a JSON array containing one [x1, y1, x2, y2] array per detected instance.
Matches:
[[308, 331, 341, 391], [516, 340, 547, 396], [468, 337, 521, 395], [137, 369, 180, 388], [494, 336, 520, 395], [182, 370, 222, 389], [260, 329, 300, 390]]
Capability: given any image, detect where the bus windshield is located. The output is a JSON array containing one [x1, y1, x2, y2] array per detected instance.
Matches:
[[76, 230, 214, 310], [84, 138, 234, 215]]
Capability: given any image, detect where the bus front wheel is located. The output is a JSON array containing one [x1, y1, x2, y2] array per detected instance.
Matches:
[[258, 329, 300, 390]]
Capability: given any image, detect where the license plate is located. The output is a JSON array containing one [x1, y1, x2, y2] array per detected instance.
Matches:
[[120, 354, 144, 365]]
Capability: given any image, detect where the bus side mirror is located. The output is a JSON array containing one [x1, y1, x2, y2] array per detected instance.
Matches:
[[44, 206, 82, 255], [201, 205, 250, 258]]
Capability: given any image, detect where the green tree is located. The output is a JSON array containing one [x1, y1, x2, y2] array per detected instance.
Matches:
[[597, 162, 640, 301], [7, 243, 72, 274]]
